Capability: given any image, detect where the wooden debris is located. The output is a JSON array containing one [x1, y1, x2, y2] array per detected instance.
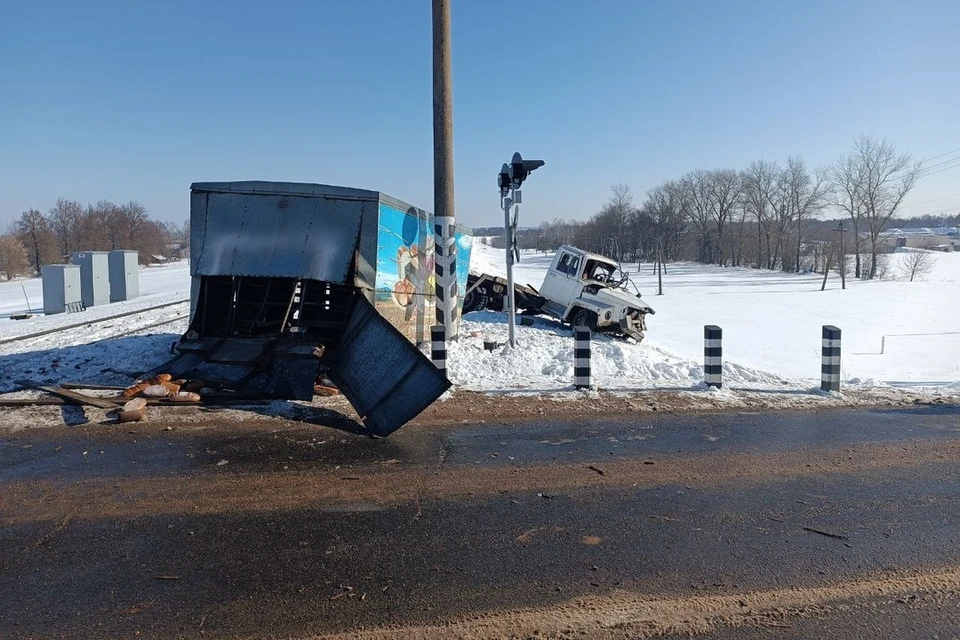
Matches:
[[122, 398, 148, 412], [0, 390, 269, 408], [587, 465, 606, 476], [159, 381, 181, 394], [61, 383, 127, 391], [142, 385, 170, 398], [117, 409, 145, 423], [169, 391, 201, 403], [26, 385, 118, 410], [122, 382, 150, 398], [313, 385, 340, 397], [0, 398, 71, 407]]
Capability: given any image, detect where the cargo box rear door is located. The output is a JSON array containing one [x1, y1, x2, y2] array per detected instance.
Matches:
[[326, 297, 450, 437]]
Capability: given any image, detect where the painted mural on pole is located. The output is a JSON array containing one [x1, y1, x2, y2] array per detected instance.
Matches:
[[374, 202, 471, 343]]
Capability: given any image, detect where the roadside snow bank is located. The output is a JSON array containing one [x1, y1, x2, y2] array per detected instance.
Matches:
[[445, 312, 797, 392]]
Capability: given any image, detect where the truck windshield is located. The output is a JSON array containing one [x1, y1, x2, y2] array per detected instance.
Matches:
[[582, 260, 616, 283]]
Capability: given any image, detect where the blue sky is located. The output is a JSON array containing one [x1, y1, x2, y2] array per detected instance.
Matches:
[[2, 0, 958, 229]]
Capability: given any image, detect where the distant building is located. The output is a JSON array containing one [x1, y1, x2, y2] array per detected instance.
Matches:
[[163, 242, 190, 261], [879, 227, 958, 251]]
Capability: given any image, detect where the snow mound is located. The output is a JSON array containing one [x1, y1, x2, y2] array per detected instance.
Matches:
[[445, 312, 794, 392]]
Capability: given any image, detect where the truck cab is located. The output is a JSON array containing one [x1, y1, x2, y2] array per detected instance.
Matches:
[[538, 245, 654, 342]]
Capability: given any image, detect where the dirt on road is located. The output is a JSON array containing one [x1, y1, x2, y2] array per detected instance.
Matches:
[[315, 565, 960, 639], [1, 385, 954, 434]]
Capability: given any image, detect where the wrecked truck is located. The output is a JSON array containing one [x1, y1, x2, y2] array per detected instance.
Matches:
[[464, 245, 654, 341], [167, 181, 472, 436]]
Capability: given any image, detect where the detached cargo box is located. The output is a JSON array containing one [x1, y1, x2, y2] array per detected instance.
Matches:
[[177, 181, 472, 436]]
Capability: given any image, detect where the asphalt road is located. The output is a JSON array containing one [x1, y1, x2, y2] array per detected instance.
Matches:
[[2, 404, 960, 639]]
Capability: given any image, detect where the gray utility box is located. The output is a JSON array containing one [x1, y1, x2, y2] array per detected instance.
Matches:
[[41, 264, 82, 315], [71, 251, 111, 307], [108, 250, 139, 302]]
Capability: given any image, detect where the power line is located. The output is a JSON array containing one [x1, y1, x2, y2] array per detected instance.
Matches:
[[919, 158, 960, 179], [920, 155, 960, 173], [901, 192, 960, 209], [921, 146, 960, 163], [881, 146, 960, 178]]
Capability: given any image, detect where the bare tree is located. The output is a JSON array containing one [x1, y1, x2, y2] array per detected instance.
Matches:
[[78, 200, 113, 250], [0, 234, 30, 280], [742, 160, 779, 269], [16, 209, 56, 276], [835, 136, 921, 279], [707, 169, 743, 266], [830, 153, 866, 277], [769, 166, 795, 270], [592, 184, 635, 262], [731, 197, 751, 267], [112, 200, 150, 250], [785, 157, 830, 272], [898, 250, 935, 282], [47, 198, 84, 258], [644, 181, 688, 262], [682, 170, 714, 263]]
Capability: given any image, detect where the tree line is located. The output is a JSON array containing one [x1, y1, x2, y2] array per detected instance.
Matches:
[[518, 136, 940, 280], [0, 200, 189, 280]]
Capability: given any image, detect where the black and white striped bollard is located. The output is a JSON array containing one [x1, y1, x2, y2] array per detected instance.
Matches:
[[574, 326, 593, 389], [704, 325, 722, 388], [431, 324, 447, 376], [821, 325, 841, 392], [434, 216, 458, 337]]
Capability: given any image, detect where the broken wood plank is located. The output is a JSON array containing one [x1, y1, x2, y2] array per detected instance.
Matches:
[[0, 398, 69, 406], [0, 393, 274, 408], [60, 383, 128, 391], [27, 385, 119, 410]]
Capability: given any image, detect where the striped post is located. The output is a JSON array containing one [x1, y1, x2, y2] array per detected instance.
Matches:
[[821, 325, 841, 392], [574, 326, 593, 389], [434, 216, 458, 338], [704, 325, 722, 388], [431, 324, 447, 375]]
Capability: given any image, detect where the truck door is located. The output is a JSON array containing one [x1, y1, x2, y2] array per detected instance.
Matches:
[[325, 296, 451, 437], [539, 250, 581, 317]]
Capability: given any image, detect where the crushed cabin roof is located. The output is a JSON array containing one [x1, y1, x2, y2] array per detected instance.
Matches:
[[557, 244, 620, 266]]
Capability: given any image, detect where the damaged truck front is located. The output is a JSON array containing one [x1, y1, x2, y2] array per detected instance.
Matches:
[[175, 181, 472, 436]]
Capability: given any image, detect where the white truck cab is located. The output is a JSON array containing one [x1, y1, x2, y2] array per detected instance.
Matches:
[[538, 245, 654, 342]]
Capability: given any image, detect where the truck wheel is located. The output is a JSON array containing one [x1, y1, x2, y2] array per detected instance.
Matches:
[[570, 308, 597, 331], [462, 288, 487, 314]]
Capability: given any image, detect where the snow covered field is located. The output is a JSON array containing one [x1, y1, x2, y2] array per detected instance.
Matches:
[[1, 246, 957, 400], [0, 261, 192, 395], [454, 243, 958, 394], [0, 261, 191, 339]]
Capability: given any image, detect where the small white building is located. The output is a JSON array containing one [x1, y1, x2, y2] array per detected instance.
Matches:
[[879, 227, 957, 251]]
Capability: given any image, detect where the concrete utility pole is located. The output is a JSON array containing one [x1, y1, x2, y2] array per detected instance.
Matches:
[[432, 0, 458, 338]]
